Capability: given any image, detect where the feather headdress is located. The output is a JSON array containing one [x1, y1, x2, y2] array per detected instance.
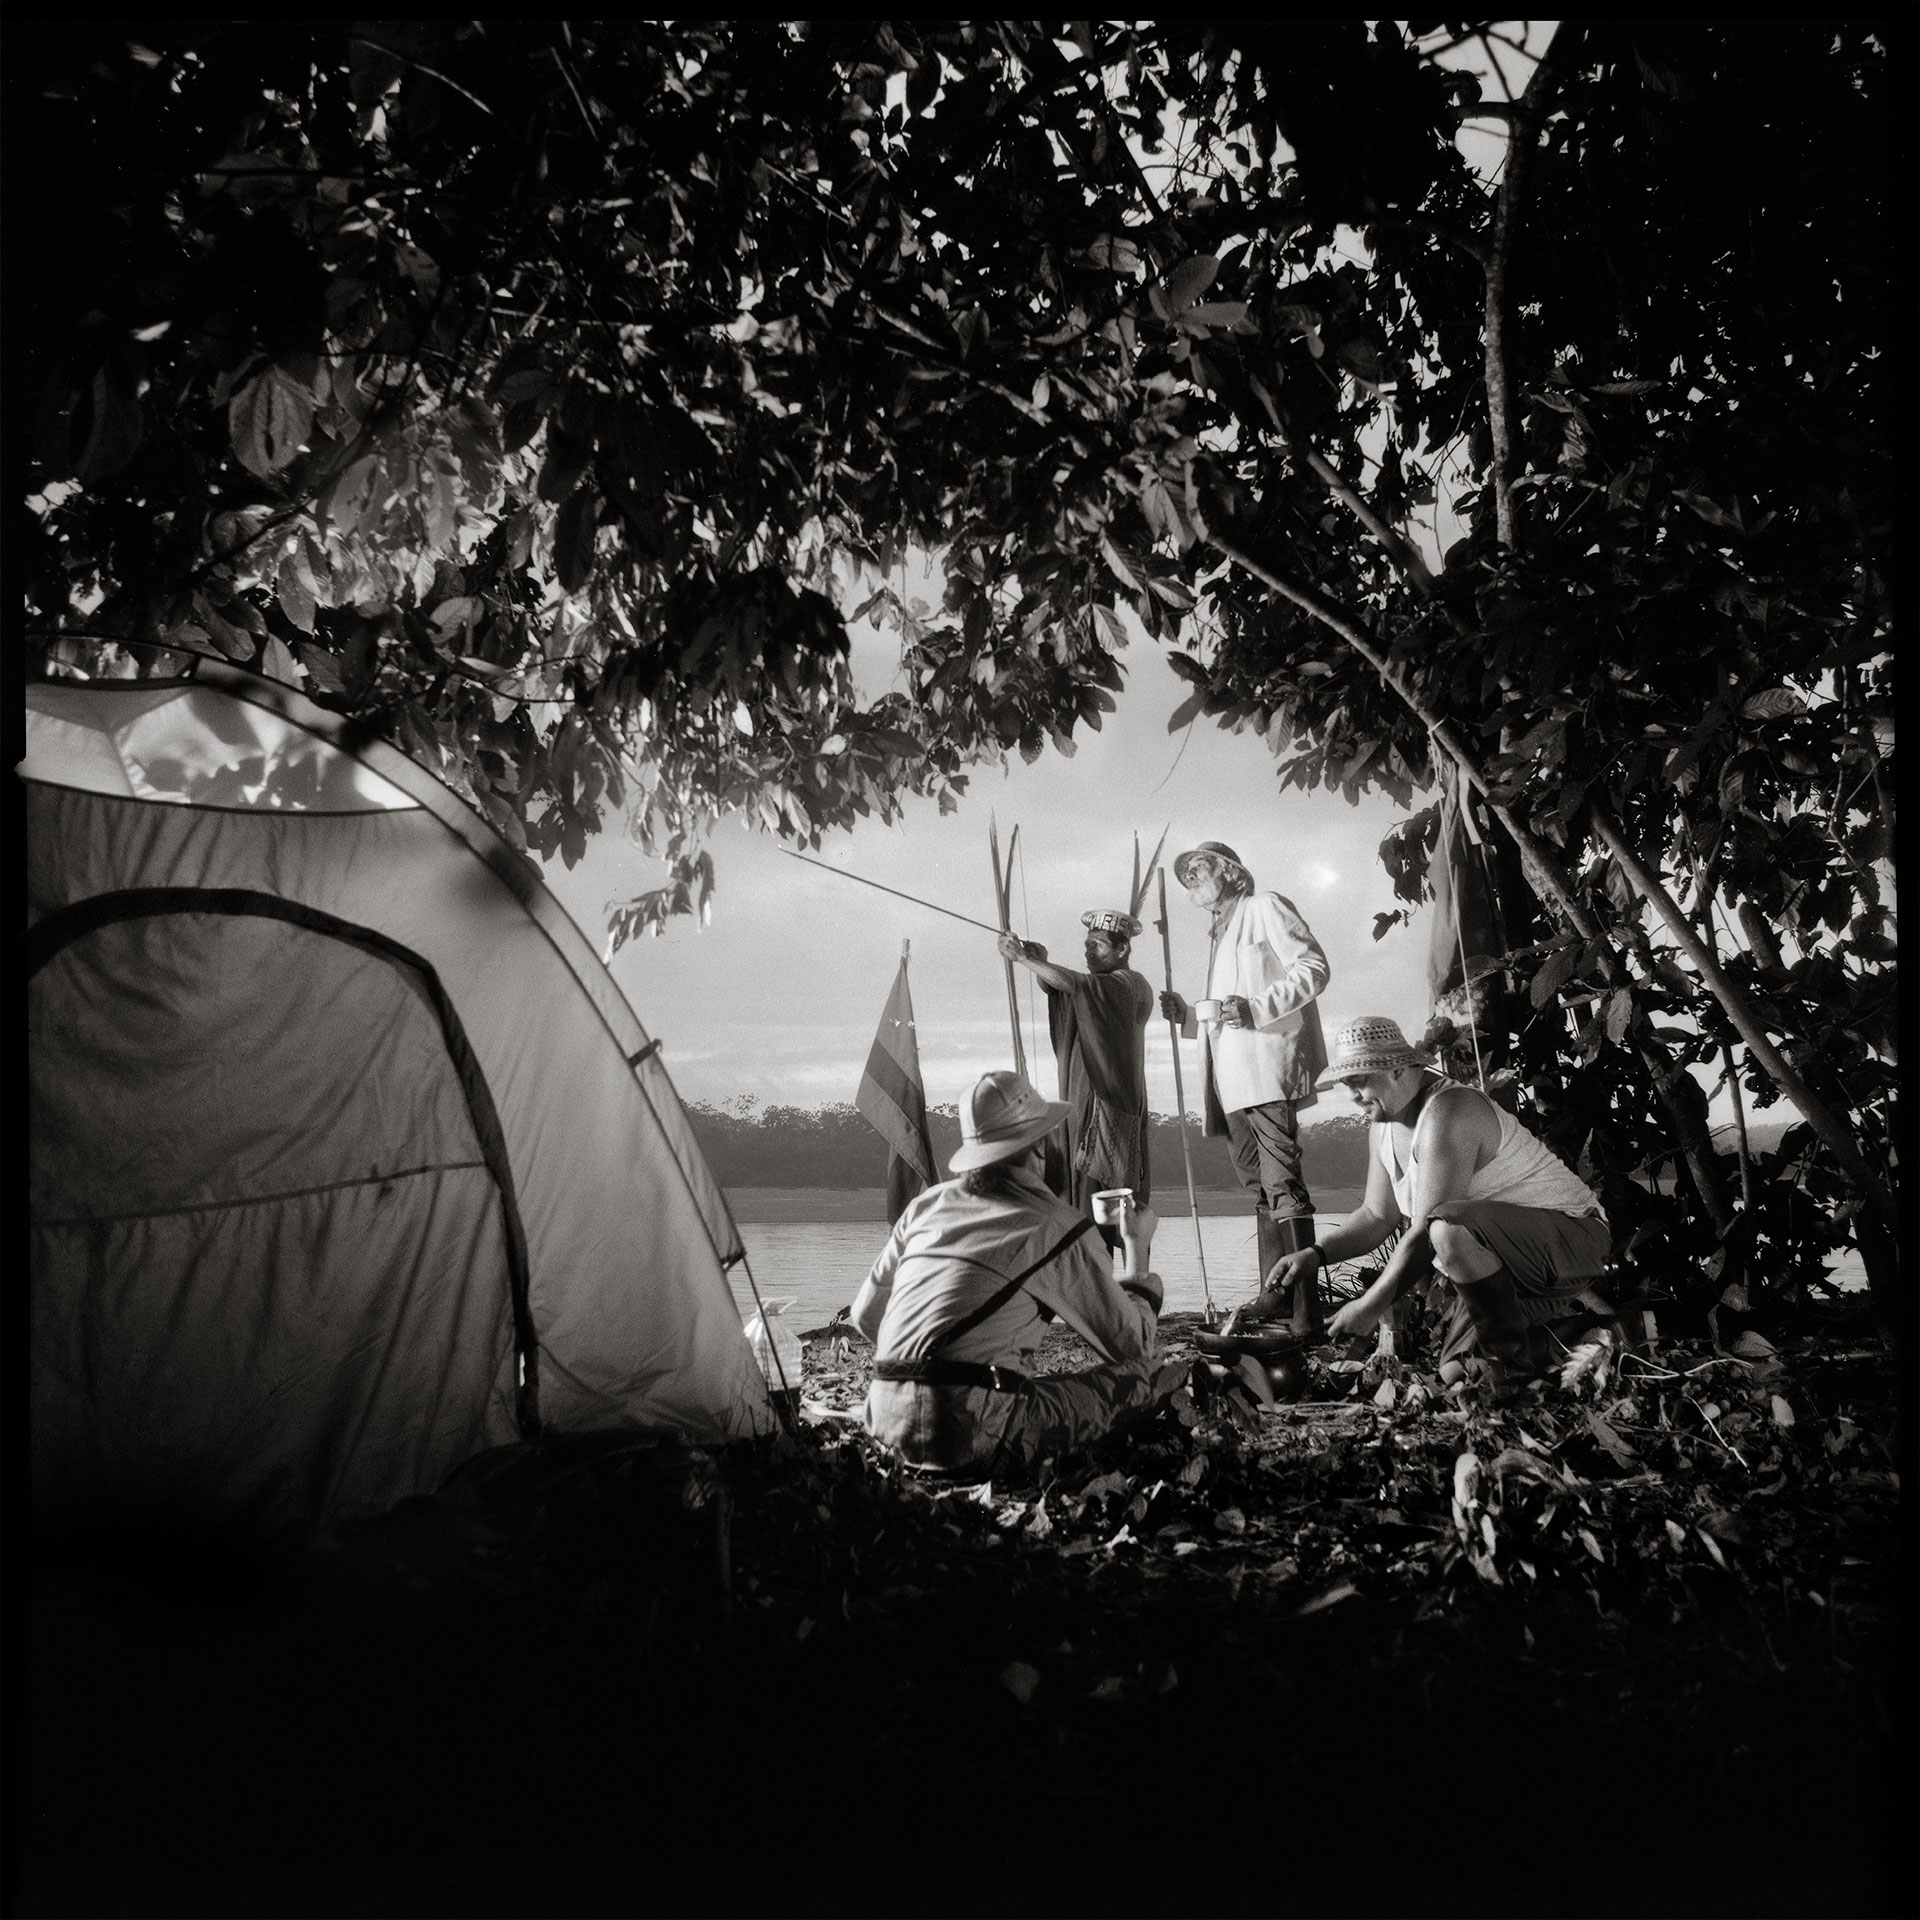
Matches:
[[1080, 827, 1169, 940]]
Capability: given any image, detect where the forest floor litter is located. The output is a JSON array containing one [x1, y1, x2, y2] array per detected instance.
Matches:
[[22, 1302, 1909, 1917]]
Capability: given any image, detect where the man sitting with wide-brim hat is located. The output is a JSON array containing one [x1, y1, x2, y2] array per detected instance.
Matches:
[[850, 1071, 1189, 1472], [1250, 1015, 1612, 1403]]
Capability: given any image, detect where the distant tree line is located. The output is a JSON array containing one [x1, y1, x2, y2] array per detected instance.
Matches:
[[687, 1100, 1373, 1192]]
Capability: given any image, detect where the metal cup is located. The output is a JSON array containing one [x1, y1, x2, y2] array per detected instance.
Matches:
[[1194, 998, 1223, 1027], [1091, 1189, 1133, 1228]]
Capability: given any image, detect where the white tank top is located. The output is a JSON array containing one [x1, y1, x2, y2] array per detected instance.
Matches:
[[1379, 1085, 1605, 1222]]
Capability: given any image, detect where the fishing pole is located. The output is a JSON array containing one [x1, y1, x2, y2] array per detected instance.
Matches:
[[779, 848, 1006, 937]]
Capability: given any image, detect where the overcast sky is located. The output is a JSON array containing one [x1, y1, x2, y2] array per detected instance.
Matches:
[[543, 593, 1437, 1121]]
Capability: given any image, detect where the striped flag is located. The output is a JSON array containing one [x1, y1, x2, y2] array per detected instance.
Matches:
[[857, 944, 939, 1224]]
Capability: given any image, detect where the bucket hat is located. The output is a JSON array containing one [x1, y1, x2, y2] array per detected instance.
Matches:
[[947, 1071, 1070, 1172], [1172, 841, 1249, 888], [1315, 1014, 1433, 1089]]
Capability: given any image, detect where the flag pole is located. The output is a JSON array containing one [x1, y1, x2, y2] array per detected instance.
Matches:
[[1157, 867, 1216, 1326]]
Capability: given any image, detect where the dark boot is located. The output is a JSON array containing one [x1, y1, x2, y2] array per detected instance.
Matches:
[[1452, 1266, 1538, 1403], [1255, 1205, 1283, 1294], [1275, 1214, 1322, 1337]]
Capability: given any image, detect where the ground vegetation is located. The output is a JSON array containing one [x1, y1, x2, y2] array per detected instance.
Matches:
[[22, 1305, 1902, 1915]]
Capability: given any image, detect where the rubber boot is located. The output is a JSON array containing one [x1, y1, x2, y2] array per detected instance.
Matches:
[[1452, 1266, 1538, 1404], [1275, 1214, 1322, 1338], [1255, 1205, 1283, 1296]]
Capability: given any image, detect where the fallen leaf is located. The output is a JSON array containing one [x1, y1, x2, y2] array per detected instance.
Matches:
[[1587, 1411, 1640, 1467], [1292, 1578, 1358, 1618], [1577, 1528, 1606, 1564], [1373, 1377, 1398, 1410], [1088, 1675, 1128, 1703], [1730, 1330, 1778, 1360], [1770, 1395, 1796, 1428], [1665, 1519, 1688, 1550], [1213, 1506, 1247, 1535], [999, 1661, 1041, 1705], [1696, 1527, 1730, 1571], [1172, 1540, 1200, 1557]]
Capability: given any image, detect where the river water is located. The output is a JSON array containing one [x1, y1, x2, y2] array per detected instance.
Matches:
[[728, 1213, 1291, 1328], [722, 1190, 1867, 1331]]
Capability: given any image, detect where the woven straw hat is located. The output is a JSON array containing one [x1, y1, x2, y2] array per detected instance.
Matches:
[[1172, 841, 1249, 888], [1080, 908, 1142, 938], [1315, 1014, 1433, 1089], [947, 1071, 1070, 1172]]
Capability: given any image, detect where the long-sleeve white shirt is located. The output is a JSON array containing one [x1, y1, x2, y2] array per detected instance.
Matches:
[[1182, 889, 1331, 1111]]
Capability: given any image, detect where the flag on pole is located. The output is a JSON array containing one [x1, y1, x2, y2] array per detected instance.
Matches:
[[857, 942, 940, 1224]]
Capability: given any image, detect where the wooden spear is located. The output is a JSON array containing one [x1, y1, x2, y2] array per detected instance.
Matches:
[[988, 814, 1029, 1081], [1157, 867, 1216, 1326]]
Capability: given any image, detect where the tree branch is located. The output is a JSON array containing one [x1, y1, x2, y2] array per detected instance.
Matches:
[[1587, 798, 1896, 1232], [1483, 23, 1578, 551], [1202, 520, 1888, 1231], [1280, 421, 1438, 596], [1202, 524, 1597, 936]]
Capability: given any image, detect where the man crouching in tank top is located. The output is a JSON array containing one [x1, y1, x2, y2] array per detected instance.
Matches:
[[1247, 1015, 1611, 1405]]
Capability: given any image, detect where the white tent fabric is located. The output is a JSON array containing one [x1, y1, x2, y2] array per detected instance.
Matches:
[[25, 663, 772, 1534]]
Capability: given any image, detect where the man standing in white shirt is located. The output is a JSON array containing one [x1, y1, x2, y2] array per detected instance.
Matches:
[[1158, 842, 1331, 1333]]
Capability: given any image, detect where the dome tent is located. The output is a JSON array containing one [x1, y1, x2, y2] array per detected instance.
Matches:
[[24, 659, 774, 1536]]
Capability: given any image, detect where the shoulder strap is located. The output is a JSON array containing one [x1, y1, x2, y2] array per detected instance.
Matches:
[[926, 1215, 1095, 1355]]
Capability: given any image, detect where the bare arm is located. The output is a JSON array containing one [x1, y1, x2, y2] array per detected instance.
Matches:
[[998, 931, 1076, 994], [1254, 1124, 1400, 1311], [1328, 1088, 1499, 1338]]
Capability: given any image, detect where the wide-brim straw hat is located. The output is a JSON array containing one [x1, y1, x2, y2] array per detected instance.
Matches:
[[1080, 908, 1142, 938], [1172, 841, 1248, 888], [947, 1070, 1070, 1172], [1316, 1014, 1433, 1089]]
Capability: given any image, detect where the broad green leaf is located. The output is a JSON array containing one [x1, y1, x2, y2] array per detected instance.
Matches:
[[1162, 255, 1220, 314], [259, 634, 302, 685], [228, 367, 315, 479], [276, 567, 317, 634], [1529, 944, 1583, 1010]]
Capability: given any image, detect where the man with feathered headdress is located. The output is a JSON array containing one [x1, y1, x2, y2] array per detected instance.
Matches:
[[998, 837, 1163, 1212]]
